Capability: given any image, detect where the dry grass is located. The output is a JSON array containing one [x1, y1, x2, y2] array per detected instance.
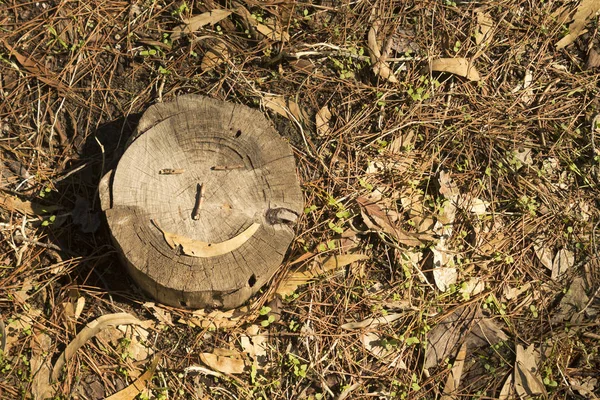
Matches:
[[1, 0, 599, 399]]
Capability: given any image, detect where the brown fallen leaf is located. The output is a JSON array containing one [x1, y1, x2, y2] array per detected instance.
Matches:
[[184, 306, 249, 329], [315, 105, 332, 137], [201, 42, 230, 72], [263, 95, 308, 123], [2, 39, 69, 93], [514, 344, 547, 399], [474, 12, 494, 47], [552, 248, 574, 280], [31, 332, 54, 400], [551, 276, 589, 323], [440, 342, 467, 400], [143, 302, 173, 326], [105, 356, 160, 400], [171, 9, 233, 40], [341, 313, 403, 330], [200, 352, 245, 374], [0, 192, 62, 216], [255, 21, 290, 42], [367, 21, 398, 83], [555, 0, 600, 49], [52, 313, 150, 380], [424, 305, 507, 369], [276, 254, 368, 297], [153, 220, 260, 258], [431, 58, 481, 81], [357, 196, 434, 247], [587, 48, 600, 69]]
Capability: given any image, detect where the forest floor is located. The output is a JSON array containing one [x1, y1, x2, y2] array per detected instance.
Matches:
[[0, 0, 599, 399]]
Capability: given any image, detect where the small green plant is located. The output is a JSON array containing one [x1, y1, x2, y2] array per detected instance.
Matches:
[[41, 215, 56, 227], [171, 2, 188, 16], [287, 354, 308, 378], [259, 306, 275, 327]]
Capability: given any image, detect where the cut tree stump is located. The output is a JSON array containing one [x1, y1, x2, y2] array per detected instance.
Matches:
[[99, 95, 303, 309]]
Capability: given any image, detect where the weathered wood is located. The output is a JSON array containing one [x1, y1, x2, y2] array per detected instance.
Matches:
[[100, 95, 303, 309]]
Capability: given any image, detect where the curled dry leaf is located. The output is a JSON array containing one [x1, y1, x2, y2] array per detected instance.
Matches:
[[514, 344, 547, 398], [154, 221, 260, 258], [263, 95, 308, 123], [105, 356, 160, 400], [357, 196, 434, 247], [171, 9, 232, 40], [200, 352, 245, 374], [201, 42, 230, 72], [431, 58, 481, 81], [255, 21, 290, 42], [315, 105, 332, 136], [276, 254, 368, 297], [474, 12, 494, 46], [367, 22, 398, 83], [52, 313, 150, 380], [555, 0, 600, 49], [143, 302, 173, 326]]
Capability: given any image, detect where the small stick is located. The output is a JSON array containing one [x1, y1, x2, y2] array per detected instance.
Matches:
[[191, 183, 204, 220], [159, 168, 185, 175], [211, 164, 244, 171]]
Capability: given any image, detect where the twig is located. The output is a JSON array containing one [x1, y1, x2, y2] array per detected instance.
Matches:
[[192, 183, 204, 220]]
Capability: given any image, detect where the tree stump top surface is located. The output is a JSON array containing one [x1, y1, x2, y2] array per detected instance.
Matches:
[[100, 95, 303, 309]]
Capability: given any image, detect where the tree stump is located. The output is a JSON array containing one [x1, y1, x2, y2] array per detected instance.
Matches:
[[99, 95, 303, 309]]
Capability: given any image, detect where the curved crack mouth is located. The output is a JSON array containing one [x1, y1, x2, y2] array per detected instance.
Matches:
[[265, 208, 299, 225]]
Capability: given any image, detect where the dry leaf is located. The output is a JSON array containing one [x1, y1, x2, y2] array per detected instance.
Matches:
[[52, 313, 150, 380], [499, 373, 516, 400], [255, 21, 290, 42], [357, 196, 434, 247], [440, 342, 467, 400], [0, 192, 61, 216], [360, 332, 393, 358], [2, 39, 69, 93], [171, 9, 232, 40], [154, 220, 260, 258], [340, 313, 403, 330], [556, 0, 600, 49], [474, 12, 494, 46], [551, 276, 589, 323], [240, 325, 269, 368], [552, 248, 574, 280], [263, 95, 308, 123], [315, 105, 332, 136], [587, 48, 600, 69], [459, 278, 485, 300], [105, 356, 160, 400], [514, 344, 547, 398], [201, 42, 230, 71], [185, 306, 249, 330], [144, 302, 173, 326], [431, 58, 481, 81], [533, 238, 554, 270], [367, 22, 398, 82], [31, 332, 54, 400], [276, 254, 368, 297], [200, 352, 245, 374], [424, 305, 507, 369]]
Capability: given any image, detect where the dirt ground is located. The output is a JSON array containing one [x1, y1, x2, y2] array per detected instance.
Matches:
[[1, 0, 599, 399]]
